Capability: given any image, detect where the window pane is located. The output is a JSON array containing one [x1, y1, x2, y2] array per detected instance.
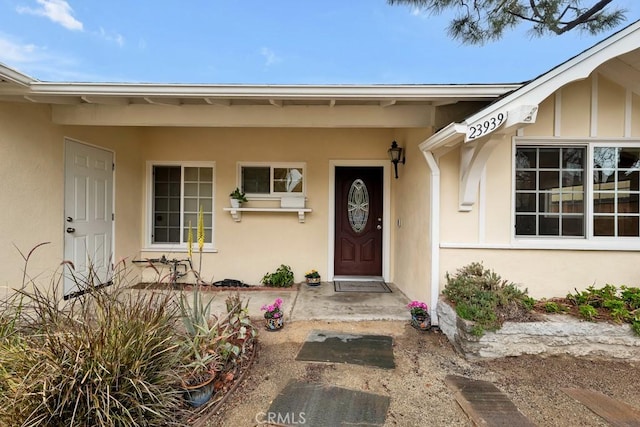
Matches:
[[594, 216, 614, 236], [273, 168, 303, 193], [618, 216, 639, 237], [515, 193, 536, 212], [242, 167, 270, 193], [199, 167, 213, 182], [515, 171, 536, 190], [539, 215, 559, 235], [618, 193, 639, 213], [184, 167, 198, 181], [539, 171, 559, 190], [539, 148, 559, 168], [562, 217, 584, 236], [515, 215, 536, 235], [514, 146, 585, 238], [184, 183, 198, 197], [516, 148, 537, 168], [184, 198, 198, 212], [153, 166, 181, 243]]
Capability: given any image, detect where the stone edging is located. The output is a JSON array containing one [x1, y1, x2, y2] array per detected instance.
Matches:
[[436, 297, 640, 360]]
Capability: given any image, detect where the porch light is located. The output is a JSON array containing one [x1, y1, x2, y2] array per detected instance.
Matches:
[[388, 141, 405, 179]]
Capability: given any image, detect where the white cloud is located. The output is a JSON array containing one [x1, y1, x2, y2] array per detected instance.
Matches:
[[17, 0, 83, 31], [260, 47, 282, 67], [0, 36, 43, 64], [410, 7, 429, 17], [98, 27, 125, 47]]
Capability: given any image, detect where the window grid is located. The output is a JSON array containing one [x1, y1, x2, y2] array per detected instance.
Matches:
[[151, 163, 215, 246], [515, 147, 586, 237], [239, 163, 305, 198]]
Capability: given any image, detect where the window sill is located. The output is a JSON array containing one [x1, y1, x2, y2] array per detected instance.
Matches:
[[223, 207, 312, 223], [441, 240, 640, 251], [141, 247, 219, 253]]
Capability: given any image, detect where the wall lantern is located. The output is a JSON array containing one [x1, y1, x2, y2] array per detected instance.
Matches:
[[388, 141, 405, 179]]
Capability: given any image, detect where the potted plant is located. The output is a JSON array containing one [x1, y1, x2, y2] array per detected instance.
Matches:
[[304, 269, 321, 286], [261, 298, 284, 330], [261, 264, 294, 288], [229, 187, 247, 208], [178, 286, 221, 407], [407, 300, 431, 331]]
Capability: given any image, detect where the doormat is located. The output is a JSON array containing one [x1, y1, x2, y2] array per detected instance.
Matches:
[[445, 375, 536, 426], [267, 380, 389, 427], [296, 330, 395, 369], [334, 281, 391, 293]]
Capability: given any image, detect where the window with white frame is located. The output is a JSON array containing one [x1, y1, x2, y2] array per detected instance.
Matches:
[[239, 163, 305, 197], [514, 142, 640, 238], [150, 163, 214, 247]]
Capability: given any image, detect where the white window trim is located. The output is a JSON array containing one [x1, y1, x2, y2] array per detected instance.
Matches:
[[237, 162, 306, 200], [512, 137, 640, 250], [143, 161, 217, 252]]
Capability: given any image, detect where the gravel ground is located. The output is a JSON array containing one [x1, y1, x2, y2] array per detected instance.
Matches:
[[204, 320, 640, 427]]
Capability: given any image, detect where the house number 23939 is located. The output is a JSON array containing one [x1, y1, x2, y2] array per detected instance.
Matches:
[[466, 112, 507, 141]]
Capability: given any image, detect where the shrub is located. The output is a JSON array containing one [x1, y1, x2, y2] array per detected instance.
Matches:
[[0, 254, 186, 427], [443, 262, 533, 336], [578, 304, 598, 321], [261, 264, 294, 287]]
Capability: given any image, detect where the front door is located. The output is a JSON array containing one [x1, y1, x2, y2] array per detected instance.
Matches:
[[63, 140, 114, 296], [334, 167, 383, 276]]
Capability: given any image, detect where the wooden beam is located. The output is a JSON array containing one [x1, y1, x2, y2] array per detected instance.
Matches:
[[204, 98, 231, 107], [143, 97, 181, 106], [24, 95, 81, 105], [268, 99, 283, 107], [328, 99, 336, 108], [81, 96, 129, 105], [380, 100, 396, 108]]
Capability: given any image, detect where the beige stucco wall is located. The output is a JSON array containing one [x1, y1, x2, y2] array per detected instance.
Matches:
[[0, 102, 143, 297], [438, 72, 640, 299], [391, 128, 433, 304], [138, 127, 395, 285]]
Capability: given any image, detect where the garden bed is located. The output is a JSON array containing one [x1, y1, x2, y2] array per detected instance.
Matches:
[[437, 297, 640, 361], [132, 281, 300, 292]]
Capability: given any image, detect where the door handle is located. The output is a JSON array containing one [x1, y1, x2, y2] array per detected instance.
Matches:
[[376, 225, 382, 230], [66, 227, 76, 233]]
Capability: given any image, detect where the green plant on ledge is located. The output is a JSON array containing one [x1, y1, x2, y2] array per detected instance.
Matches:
[[229, 187, 248, 203], [261, 264, 294, 288]]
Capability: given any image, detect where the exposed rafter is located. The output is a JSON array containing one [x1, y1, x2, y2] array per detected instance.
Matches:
[[269, 99, 283, 107], [380, 100, 396, 108], [81, 96, 129, 105], [143, 97, 181, 106], [24, 95, 80, 105], [204, 98, 231, 107]]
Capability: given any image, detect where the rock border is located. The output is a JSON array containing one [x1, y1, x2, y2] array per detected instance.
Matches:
[[436, 297, 640, 360]]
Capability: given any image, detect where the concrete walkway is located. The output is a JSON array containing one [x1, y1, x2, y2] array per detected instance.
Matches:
[[199, 281, 411, 322]]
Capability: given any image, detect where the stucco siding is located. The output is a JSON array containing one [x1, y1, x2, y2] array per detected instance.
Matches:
[[441, 248, 640, 299], [392, 128, 433, 304], [138, 127, 396, 285], [0, 102, 63, 296]]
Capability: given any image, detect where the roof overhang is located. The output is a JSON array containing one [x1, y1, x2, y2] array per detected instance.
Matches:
[[420, 20, 640, 153], [419, 20, 640, 211]]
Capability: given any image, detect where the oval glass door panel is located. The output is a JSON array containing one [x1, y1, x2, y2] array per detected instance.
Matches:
[[348, 179, 369, 233]]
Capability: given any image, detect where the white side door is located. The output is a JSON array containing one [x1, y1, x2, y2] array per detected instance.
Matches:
[[63, 139, 114, 296]]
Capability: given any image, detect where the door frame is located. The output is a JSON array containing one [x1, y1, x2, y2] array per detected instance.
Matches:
[[328, 160, 391, 282], [63, 137, 116, 297]]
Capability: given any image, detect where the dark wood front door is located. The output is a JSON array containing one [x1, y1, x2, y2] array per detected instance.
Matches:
[[334, 167, 383, 276]]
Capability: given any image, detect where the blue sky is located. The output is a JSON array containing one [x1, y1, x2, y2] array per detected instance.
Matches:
[[1, 0, 640, 84]]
